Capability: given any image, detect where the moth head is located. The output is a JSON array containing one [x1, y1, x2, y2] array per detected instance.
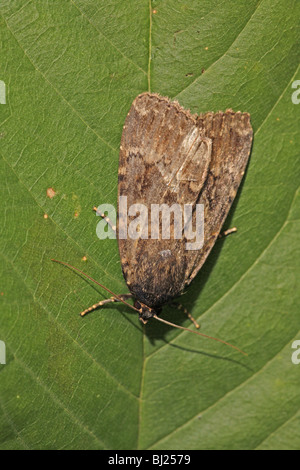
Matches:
[[52, 259, 247, 356], [134, 300, 161, 324]]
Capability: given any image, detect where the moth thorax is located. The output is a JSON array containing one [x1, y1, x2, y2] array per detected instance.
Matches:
[[134, 300, 161, 324]]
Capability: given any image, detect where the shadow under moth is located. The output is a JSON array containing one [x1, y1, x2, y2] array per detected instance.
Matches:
[[53, 93, 253, 355]]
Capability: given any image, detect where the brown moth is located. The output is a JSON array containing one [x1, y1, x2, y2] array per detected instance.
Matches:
[[117, 94, 252, 321], [53, 93, 253, 354]]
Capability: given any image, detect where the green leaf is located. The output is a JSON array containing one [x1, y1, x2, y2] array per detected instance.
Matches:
[[0, 0, 299, 450]]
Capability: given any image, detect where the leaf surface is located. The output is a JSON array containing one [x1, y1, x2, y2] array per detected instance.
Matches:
[[0, 0, 299, 450]]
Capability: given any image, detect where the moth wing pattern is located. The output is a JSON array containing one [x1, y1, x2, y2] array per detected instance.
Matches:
[[119, 93, 212, 206], [118, 93, 211, 307], [185, 110, 253, 285], [118, 93, 253, 308]]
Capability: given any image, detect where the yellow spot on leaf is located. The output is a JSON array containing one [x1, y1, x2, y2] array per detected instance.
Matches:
[[46, 187, 56, 199]]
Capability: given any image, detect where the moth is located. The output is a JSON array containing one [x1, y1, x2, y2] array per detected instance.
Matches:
[[53, 93, 253, 354]]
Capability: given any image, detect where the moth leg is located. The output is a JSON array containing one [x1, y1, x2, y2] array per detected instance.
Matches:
[[93, 206, 116, 233], [170, 302, 200, 329], [80, 294, 133, 317], [218, 227, 237, 239]]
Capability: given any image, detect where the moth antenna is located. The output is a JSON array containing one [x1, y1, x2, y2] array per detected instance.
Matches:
[[152, 314, 248, 356], [51, 259, 140, 313], [51, 259, 247, 355]]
